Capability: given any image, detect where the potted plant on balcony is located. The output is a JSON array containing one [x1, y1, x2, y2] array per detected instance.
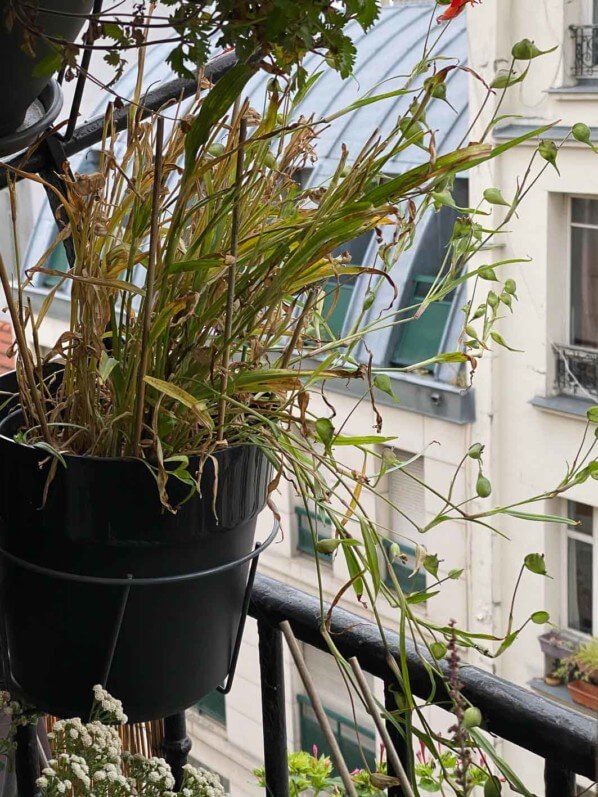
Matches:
[[0, 3, 597, 791], [561, 638, 598, 712]]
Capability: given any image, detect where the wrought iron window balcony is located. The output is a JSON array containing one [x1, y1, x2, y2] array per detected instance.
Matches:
[[570, 25, 598, 78], [554, 343, 598, 401]]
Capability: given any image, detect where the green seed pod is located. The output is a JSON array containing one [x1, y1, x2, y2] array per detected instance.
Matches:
[[573, 122, 592, 145], [539, 140, 559, 173], [500, 291, 512, 308], [478, 266, 497, 281], [484, 776, 502, 797], [208, 142, 226, 157], [430, 642, 447, 660], [504, 278, 517, 295], [476, 473, 492, 498], [463, 706, 482, 729], [432, 83, 447, 101], [316, 538, 341, 555], [487, 291, 499, 309], [472, 304, 486, 320], [388, 542, 401, 563], [465, 325, 478, 339], [511, 38, 534, 60], [483, 187, 510, 207], [468, 443, 484, 460]]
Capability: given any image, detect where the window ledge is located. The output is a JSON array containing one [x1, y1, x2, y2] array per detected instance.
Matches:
[[529, 678, 597, 719], [324, 369, 475, 425], [530, 394, 595, 419], [547, 83, 598, 100]]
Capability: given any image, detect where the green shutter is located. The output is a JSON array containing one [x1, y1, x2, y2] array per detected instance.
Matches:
[[298, 696, 376, 773], [196, 690, 226, 724], [296, 506, 333, 561], [390, 275, 452, 369]]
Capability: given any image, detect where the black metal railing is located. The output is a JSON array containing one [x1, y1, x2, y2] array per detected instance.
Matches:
[[571, 25, 598, 78], [554, 343, 598, 400], [248, 574, 597, 797]]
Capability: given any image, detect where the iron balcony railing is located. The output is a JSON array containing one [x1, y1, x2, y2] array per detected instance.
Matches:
[[554, 343, 598, 400], [12, 575, 597, 797], [246, 575, 596, 797], [571, 25, 598, 78]]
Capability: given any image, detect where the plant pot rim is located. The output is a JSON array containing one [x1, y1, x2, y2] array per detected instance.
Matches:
[[0, 81, 63, 159], [0, 406, 251, 468]]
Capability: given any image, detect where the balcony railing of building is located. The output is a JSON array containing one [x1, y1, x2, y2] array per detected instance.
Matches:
[[571, 25, 598, 78], [11, 574, 597, 797], [245, 575, 596, 797], [554, 343, 598, 400]]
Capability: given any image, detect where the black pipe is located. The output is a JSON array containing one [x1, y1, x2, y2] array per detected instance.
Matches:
[[15, 723, 40, 797], [162, 712, 192, 790]]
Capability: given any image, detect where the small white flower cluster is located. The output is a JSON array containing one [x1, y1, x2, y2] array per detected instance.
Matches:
[[37, 753, 92, 795], [91, 685, 128, 725], [48, 717, 122, 772], [32, 690, 229, 797], [125, 753, 176, 794], [180, 764, 227, 797]]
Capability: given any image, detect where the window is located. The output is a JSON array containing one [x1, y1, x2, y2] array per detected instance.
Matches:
[[297, 695, 377, 773], [321, 231, 374, 340], [389, 274, 453, 369], [385, 450, 427, 595], [389, 179, 468, 372], [296, 506, 333, 562], [570, 198, 598, 350], [564, 501, 597, 635], [195, 690, 226, 725]]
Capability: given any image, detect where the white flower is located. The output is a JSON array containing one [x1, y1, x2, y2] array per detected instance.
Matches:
[[36, 776, 48, 788]]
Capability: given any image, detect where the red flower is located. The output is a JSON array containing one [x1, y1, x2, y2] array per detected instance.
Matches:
[[437, 0, 480, 22]]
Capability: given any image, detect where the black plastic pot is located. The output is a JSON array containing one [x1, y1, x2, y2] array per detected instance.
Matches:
[[0, 373, 271, 722], [0, 0, 93, 137]]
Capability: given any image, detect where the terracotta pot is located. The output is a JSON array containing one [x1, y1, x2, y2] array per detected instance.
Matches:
[[568, 680, 598, 712]]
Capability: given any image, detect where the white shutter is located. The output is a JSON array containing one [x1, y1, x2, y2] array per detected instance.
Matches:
[[387, 449, 425, 539]]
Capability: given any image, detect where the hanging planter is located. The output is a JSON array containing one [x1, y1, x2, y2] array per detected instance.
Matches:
[[0, 0, 93, 139], [0, 373, 272, 722]]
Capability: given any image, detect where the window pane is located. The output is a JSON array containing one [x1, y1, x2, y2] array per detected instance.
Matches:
[[571, 197, 598, 226], [196, 690, 226, 724], [568, 500, 594, 535], [567, 537, 593, 634], [570, 225, 598, 348]]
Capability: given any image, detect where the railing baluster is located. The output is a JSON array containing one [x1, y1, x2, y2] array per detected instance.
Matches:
[[162, 712, 192, 790], [544, 760, 576, 797], [258, 619, 289, 797], [384, 681, 411, 797], [15, 721, 40, 797]]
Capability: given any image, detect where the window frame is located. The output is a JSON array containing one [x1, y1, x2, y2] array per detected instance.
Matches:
[[568, 195, 598, 352], [560, 500, 598, 637]]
